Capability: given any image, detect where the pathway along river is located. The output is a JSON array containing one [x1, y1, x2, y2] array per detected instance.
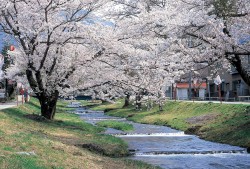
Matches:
[[73, 107, 250, 169]]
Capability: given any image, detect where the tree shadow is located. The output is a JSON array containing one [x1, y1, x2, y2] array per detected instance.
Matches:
[[26, 101, 41, 109], [0, 101, 100, 133]]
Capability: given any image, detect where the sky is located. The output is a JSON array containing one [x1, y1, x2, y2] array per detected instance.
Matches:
[[0, 15, 113, 54], [0, 33, 4, 52], [0, 32, 17, 53]]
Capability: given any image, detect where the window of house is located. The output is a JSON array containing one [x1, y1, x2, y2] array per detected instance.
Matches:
[[210, 84, 215, 93], [232, 80, 241, 91], [221, 82, 225, 91]]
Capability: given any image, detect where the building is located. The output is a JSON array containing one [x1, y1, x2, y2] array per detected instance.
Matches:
[[208, 70, 250, 101], [172, 82, 207, 100], [166, 55, 250, 101]]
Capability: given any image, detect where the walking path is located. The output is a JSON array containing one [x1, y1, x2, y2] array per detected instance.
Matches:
[[0, 101, 18, 110]]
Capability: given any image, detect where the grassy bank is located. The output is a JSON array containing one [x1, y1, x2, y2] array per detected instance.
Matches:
[[96, 120, 134, 132], [92, 100, 250, 148], [0, 98, 159, 169]]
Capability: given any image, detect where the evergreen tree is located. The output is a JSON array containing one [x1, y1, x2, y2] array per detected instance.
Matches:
[[1, 44, 15, 99]]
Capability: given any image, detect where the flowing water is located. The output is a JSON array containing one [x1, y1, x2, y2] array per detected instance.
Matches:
[[72, 107, 250, 169]]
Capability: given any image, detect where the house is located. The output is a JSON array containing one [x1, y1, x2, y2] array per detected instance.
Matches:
[[165, 55, 250, 101], [208, 66, 250, 101], [173, 82, 207, 100]]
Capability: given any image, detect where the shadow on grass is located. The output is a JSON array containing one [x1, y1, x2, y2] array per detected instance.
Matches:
[[26, 101, 41, 110], [0, 100, 103, 134], [2, 108, 25, 117], [0, 99, 136, 159]]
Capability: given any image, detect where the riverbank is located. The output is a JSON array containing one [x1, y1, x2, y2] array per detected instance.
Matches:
[[91, 100, 250, 148], [0, 98, 159, 169]]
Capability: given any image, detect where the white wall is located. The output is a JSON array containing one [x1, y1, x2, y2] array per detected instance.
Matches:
[[177, 89, 188, 100]]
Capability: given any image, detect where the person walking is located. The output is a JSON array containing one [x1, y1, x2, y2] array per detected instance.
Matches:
[[24, 88, 29, 102]]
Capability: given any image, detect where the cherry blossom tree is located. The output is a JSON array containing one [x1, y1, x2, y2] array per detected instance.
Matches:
[[2, 0, 248, 120], [78, 33, 184, 109], [110, 0, 250, 85], [178, 0, 250, 85], [0, 0, 109, 119]]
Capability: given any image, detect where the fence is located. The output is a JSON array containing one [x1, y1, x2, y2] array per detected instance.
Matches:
[[238, 96, 250, 102], [171, 96, 250, 102]]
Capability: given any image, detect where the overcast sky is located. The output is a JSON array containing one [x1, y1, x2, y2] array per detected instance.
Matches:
[[0, 33, 17, 53], [0, 33, 4, 52]]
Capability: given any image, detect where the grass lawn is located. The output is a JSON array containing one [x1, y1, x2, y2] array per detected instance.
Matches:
[[0, 98, 159, 169], [96, 120, 134, 132], [91, 100, 250, 148]]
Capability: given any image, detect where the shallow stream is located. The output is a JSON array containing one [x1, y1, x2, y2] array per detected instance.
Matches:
[[74, 107, 250, 169]]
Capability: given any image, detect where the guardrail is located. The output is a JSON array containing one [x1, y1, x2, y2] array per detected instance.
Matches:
[[238, 96, 250, 102], [170, 96, 250, 102], [120, 95, 250, 103], [204, 97, 237, 102]]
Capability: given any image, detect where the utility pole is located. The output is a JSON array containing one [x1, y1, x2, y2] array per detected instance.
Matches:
[[207, 81, 211, 100], [5, 79, 8, 101], [189, 68, 194, 100]]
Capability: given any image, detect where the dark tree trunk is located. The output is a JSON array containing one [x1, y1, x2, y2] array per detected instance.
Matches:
[[26, 70, 60, 120], [123, 94, 130, 108], [37, 91, 59, 120], [8, 84, 15, 99], [135, 93, 142, 110], [159, 104, 163, 111], [226, 54, 250, 86]]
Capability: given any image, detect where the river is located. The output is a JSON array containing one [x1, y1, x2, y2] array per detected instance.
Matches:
[[73, 107, 250, 169]]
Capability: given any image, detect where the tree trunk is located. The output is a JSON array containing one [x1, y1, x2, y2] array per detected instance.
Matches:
[[123, 94, 130, 108], [227, 54, 250, 86], [135, 93, 142, 110], [8, 84, 16, 99], [159, 104, 163, 111], [26, 70, 59, 120], [38, 91, 59, 120]]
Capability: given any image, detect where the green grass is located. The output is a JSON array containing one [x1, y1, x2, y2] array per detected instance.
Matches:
[[91, 100, 250, 148], [0, 155, 45, 169], [0, 97, 159, 169], [96, 120, 134, 131], [91, 100, 124, 111]]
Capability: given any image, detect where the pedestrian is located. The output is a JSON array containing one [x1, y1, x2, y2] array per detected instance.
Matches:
[[24, 88, 29, 102], [19, 87, 25, 104]]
